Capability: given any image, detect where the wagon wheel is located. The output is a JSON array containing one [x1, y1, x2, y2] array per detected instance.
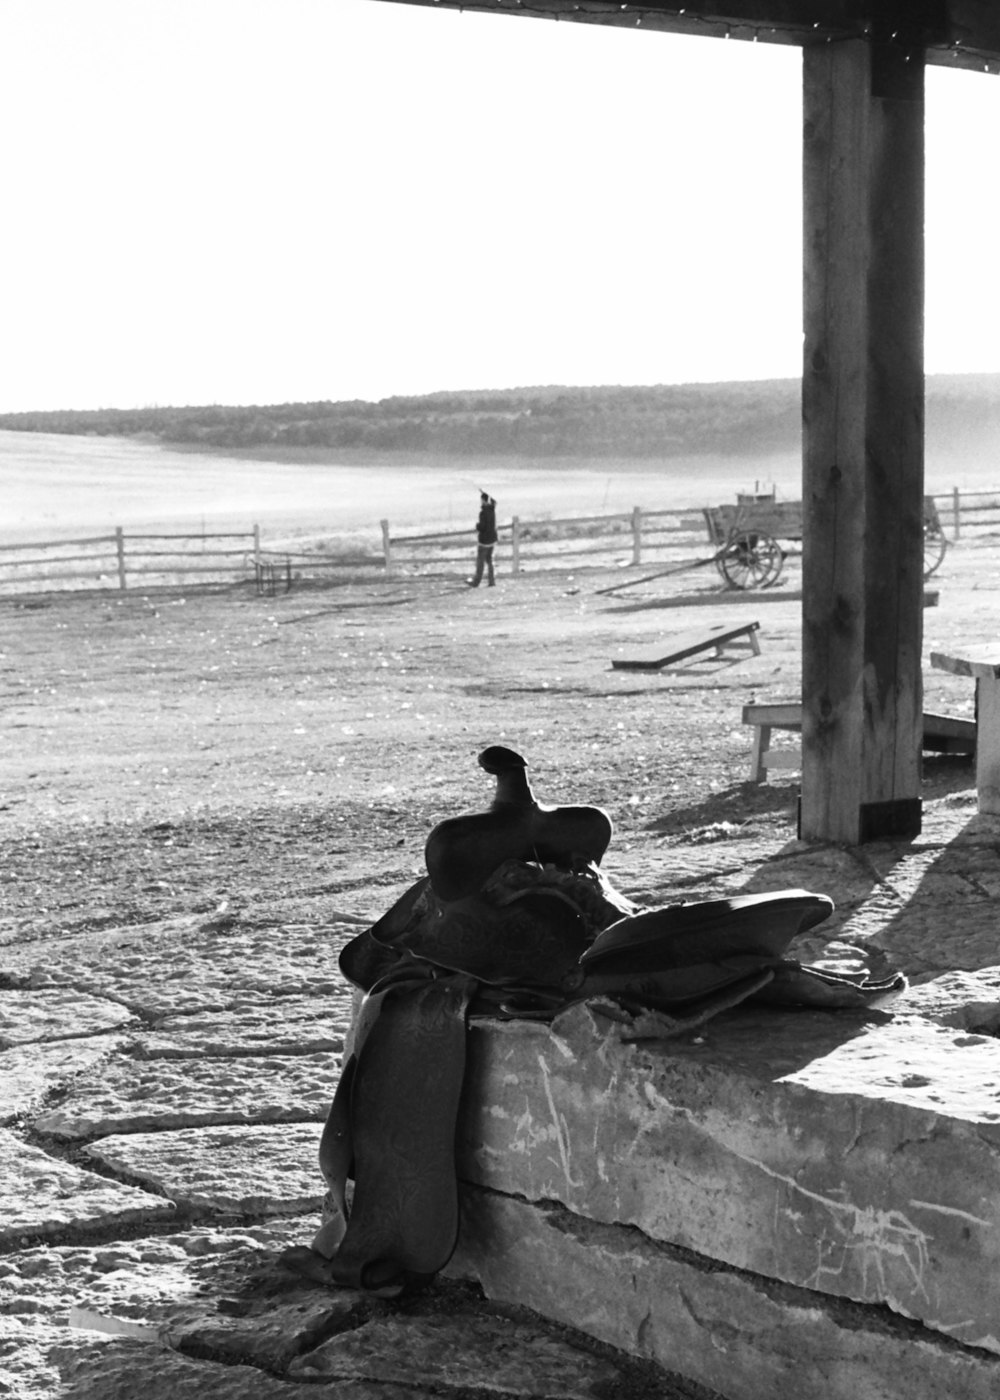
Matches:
[[717, 530, 785, 590], [923, 524, 947, 579]]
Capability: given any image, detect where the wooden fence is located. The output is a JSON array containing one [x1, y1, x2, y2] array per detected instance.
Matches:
[[937, 488, 1000, 539], [0, 527, 262, 595], [385, 506, 705, 576], [3, 487, 1000, 597]]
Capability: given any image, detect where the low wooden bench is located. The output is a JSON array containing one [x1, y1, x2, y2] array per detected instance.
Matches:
[[612, 620, 760, 672], [930, 647, 1000, 811], [742, 701, 975, 783]]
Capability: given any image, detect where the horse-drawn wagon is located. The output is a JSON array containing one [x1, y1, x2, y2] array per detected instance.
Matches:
[[702, 490, 948, 590]]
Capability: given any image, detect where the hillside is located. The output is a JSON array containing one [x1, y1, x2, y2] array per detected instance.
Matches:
[[1, 375, 998, 460]]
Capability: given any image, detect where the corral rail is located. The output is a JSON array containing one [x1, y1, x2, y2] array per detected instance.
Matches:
[[0, 488, 992, 597]]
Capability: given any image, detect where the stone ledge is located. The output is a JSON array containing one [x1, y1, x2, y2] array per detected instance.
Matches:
[[450, 1188, 1000, 1400], [455, 995, 1000, 1352]]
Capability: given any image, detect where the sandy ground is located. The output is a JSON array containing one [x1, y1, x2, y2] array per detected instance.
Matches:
[[1, 500, 998, 1395]]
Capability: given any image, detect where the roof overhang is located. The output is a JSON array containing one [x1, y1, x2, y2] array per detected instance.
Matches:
[[368, 0, 1000, 74]]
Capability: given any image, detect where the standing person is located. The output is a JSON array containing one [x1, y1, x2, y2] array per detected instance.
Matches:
[[468, 491, 497, 588]]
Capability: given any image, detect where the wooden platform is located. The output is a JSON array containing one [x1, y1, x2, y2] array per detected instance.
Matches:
[[742, 701, 975, 783], [612, 620, 760, 672]]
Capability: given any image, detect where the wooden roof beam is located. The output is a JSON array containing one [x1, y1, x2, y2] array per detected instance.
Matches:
[[372, 1, 1000, 73]]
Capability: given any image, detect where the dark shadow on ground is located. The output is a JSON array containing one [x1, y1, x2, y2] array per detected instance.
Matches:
[[640, 756, 988, 987], [602, 588, 800, 614], [644, 780, 800, 836], [645, 755, 976, 840], [607, 655, 758, 677], [920, 753, 978, 801], [279, 595, 418, 623]]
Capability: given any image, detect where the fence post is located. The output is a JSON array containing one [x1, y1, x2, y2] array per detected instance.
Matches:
[[115, 527, 128, 591], [631, 506, 642, 565], [952, 487, 961, 540], [381, 519, 392, 573], [511, 517, 521, 574], [252, 523, 263, 591]]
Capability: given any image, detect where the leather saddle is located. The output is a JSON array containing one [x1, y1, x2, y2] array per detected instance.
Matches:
[[282, 747, 905, 1296]]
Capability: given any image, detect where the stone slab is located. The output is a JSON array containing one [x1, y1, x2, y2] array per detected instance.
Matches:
[[134, 997, 345, 1059], [31, 1051, 336, 1139], [0, 988, 137, 1046], [86, 1122, 326, 1215], [0, 1221, 347, 1395], [895, 967, 1000, 1032], [0, 1219, 313, 1327], [456, 1003, 1000, 1352], [0, 1037, 126, 1123], [703, 821, 1000, 978], [288, 1311, 625, 1398], [0, 1318, 65, 1400], [841, 893, 1000, 977], [34, 1340, 423, 1400], [0, 1128, 174, 1242], [2, 918, 357, 1020], [450, 1188, 1000, 1400], [0, 1222, 656, 1400]]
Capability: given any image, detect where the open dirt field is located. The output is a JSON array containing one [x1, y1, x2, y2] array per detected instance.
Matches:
[[3, 458, 1000, 1395], [5, 535, 996, 950]]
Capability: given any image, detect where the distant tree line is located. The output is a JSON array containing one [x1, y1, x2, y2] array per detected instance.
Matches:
[[1, 375, 998, 459]]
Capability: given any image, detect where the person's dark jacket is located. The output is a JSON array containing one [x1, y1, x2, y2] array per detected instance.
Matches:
[[476, 498, 497, 546]]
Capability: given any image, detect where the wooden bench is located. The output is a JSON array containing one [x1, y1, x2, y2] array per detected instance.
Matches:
[[612, 620, 760, 672], [930, 647, 1000, 811], [742, 701, 975, 783]]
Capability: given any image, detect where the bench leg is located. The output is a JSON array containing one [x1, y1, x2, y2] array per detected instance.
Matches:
[[976, 678, 1000, 813], [749, 724, 771, 783]]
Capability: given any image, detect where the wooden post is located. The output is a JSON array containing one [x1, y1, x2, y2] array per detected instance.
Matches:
[[631, 506, 642, 565], [115, 527, 128, 591], [511, 517, 521, 574], [252, 523, 263, 592], [953, 486, 961, 540], [381, 519, 392, 573], [800, 38, 925, 843]]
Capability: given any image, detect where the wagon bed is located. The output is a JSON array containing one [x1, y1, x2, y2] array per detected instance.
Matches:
[[702, 494, 946, 589]]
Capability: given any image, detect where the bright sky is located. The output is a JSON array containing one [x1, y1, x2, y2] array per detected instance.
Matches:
[[0, 0, 997, 413]]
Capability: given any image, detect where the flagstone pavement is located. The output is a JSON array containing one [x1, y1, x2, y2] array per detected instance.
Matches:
[[3, 792, 999, 1399]]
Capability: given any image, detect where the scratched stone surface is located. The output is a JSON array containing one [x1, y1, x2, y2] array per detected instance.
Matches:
[[456, 1000, 1000, 1354], [450, 1188, 1000, 1400]]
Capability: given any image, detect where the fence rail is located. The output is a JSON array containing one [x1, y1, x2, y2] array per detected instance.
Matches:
[[2, 486, 1000, 597], [385, 506, 706, 577], [0, 526, 261, 594], [937, 488, 1000, 539]]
